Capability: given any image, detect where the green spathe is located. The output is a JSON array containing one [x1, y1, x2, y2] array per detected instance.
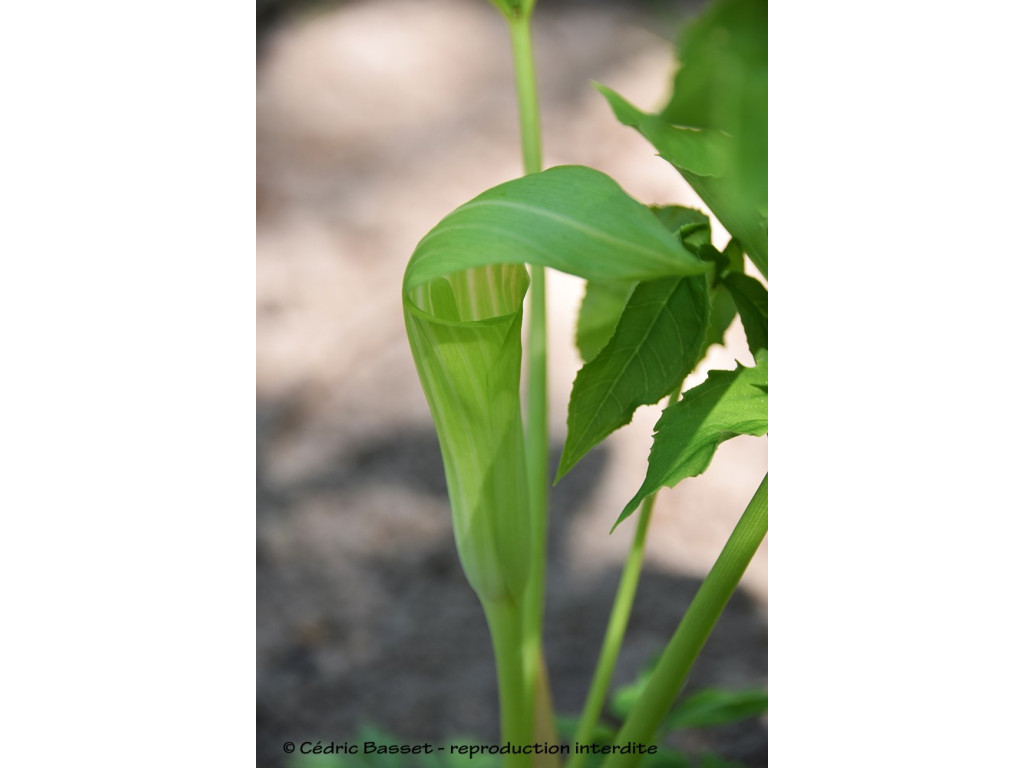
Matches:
[[403, 166, 712, 601], [404, 264, 532, 603]]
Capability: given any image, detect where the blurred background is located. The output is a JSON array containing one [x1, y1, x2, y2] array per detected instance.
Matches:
[[256, 0, 767, 765]]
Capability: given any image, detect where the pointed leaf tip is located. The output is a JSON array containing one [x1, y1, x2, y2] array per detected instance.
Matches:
[[559, 274, 710, 481], [615, 352, 767, 528]]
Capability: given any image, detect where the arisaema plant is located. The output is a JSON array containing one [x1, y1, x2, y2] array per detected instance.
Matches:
[[402, 0, 768, 765]]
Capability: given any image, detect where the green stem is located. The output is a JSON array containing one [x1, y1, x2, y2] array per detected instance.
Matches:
[[602, 474, 768, 768], [484, 597, 533, 768], [567, 384, 683, 764], [509, 7, 554, 755], [567, 495, 655, 765], [509, 15, 543, 176], [523, 256, 547, 729]]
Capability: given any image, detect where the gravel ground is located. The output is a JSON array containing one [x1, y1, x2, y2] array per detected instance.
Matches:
[[256, 1, 767, 765]]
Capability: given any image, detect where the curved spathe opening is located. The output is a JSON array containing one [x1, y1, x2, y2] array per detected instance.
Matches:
[[406, 264, 530, 324]]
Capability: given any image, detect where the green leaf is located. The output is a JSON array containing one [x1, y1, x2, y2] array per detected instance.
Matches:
[[595, 84, 729, 178], [596, 85, 767, 280], [722, 272, 767, 355], [682, 172, 767, 280], [403, 166, 710, 601], [574, 206, 709, 365], [559, 274, 710, 481], [699, 283, 737, 360], [564, 203, 714, 475], [404, 166, 708, 294], [721, 238, 745, 273], [594, 0, 768, 280], [662, 687, 768, 732], [610, 664, 657, 720], [650, 205, 713, 250], [576, 279, 635, 364], [694, 238, 741, 361], [353, 726, 411, 768], [662, 0, 767, 218], [617, 351, 767, 527]]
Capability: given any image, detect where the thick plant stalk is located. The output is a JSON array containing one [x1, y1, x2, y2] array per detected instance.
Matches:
[[602, 474, 768, 768], [485, 598, 533, 768]]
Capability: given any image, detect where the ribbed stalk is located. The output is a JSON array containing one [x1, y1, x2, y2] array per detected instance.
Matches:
[[484, 597, 533, 768], [602, 474, 768, 768]]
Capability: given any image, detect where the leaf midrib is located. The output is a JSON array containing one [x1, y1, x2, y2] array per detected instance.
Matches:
[[566, 278, 689, 467], [430, 198, 686, 271]]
